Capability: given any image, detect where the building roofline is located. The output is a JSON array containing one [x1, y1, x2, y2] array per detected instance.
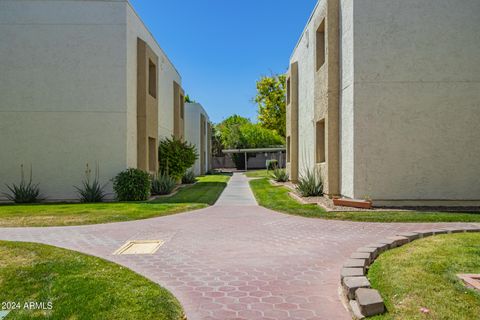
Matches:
[[290, 0, 320, 61], [125, 0, 181, 79]]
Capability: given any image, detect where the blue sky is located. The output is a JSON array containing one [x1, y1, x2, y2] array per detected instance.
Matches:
[[129, 0, 317, 123]]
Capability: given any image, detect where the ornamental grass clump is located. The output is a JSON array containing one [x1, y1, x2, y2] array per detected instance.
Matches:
[[296, 168, 323, 197], [3, 164, 43, 203], [151, 173, 177, 195], [113, 168, 151, 201], [266, 160, 279, 170], [75, 163, 107, 203], [182, 170, 197, 184], [271, 168, 289, 182]]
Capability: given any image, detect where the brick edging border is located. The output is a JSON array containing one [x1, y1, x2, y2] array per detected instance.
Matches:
[[341, 226, 480, 319]]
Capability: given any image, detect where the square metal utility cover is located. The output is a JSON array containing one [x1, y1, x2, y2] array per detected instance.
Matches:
[[114, 240, 164, 255], [457, 274, 480, 291]]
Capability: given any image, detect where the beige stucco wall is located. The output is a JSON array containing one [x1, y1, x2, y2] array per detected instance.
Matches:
[[289, 0, 341, 194], [0, 0, 181, 200], [126, 3, 181, 168], [184, 103, 211, 176], [0, 0, 128, 200], [352, 0, 480, 203], [290, 0, 480, 205]]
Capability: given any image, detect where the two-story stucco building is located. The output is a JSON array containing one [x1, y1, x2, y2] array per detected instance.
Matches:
[[184, 102, 212, 176], [286, 0, 480, 206], [0, 0, 185, 200]]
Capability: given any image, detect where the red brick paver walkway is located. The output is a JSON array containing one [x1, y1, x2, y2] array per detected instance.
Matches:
[[0, 173, 477, 320]]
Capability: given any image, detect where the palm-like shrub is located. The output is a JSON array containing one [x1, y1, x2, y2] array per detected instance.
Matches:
[[3, 164, 43, 203], [182, 170, 197, 184], [151, 173, 177, 195], [75, 163, 107, 203], [271, 168, 289, 182], [266, 160, 279, 170], [296, 168, 323, 197], [158, 137, 198, 180], [113, 168, 151, 201]]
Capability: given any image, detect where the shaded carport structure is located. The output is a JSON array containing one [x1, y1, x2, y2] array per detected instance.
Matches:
[[221, 147, 286, 171]]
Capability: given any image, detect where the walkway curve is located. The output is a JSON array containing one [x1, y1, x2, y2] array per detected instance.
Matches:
[[0, 173, 478, 320]]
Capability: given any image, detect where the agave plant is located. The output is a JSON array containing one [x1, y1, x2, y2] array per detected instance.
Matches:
[[296, 168, 323, 197], [271, 168, 289, 182], [3, 164, 43, 203], [75, 163, 107, 203], [182, 170, 197, 184], [151, 172, 177, 195]]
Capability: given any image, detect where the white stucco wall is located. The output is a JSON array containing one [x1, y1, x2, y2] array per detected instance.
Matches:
[[352, 0, 480, 202], [290, 1, 326, 179], [0, 0, 128, 200], [338, 0, 354, 198], [184, 103, 210, 176], [125, 3, 181, 167], [0, 0, 181, 200], [290, 0, 354, 193]]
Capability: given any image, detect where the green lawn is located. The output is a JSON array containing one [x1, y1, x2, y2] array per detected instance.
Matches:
[[249, 177, 480, 222], [368, 233, 480, 320], [152, 173, 230, 205], [0, 174, 230, 227], [245, 170, 269, 178], [0, 241, 184, 320]]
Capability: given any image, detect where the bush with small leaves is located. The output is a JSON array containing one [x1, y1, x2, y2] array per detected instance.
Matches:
[[296, 168, 323, 197], [113, 168, 151, 201], [75, 163, 107, 203], [3, 165, 43, 204], [151, 173, 177, 195], [271, 168, 289, 182], [182, 170, 197, 184], [158, 137, 198, 180]]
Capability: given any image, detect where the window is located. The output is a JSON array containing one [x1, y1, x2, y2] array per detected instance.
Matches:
[[316, 20, 325, 71], [286, 77, 291, 105], [148, 137, 156, 172], [180, 95, 184, 119], [287, 136, 291, 163], [316, 120, 325, 163], [148, 59, 157, 98]]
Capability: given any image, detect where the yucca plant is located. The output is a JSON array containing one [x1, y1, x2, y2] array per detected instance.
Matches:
[[75, 163, 107, 203], [296, 168, 323, 197], [271, 168, 289, 182], [182, 170, 197, 184], [3, 164, 43, 203], [151, 172, 177, 195]]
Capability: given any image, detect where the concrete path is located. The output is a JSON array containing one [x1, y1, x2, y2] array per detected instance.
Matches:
[[0, 173, 477, 320]]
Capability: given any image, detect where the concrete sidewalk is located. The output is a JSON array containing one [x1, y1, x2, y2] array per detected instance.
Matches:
[[215, 173, 257, 206]]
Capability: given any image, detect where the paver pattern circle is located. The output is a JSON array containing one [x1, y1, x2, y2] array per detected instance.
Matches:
[[0, 173, 477, 320]]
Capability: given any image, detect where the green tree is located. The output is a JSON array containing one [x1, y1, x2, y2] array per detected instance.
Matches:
[[184, 94, 196, 103], [158, 136, 198, 180], [254, 74, 287, 137], [215, 115, 284, 169]]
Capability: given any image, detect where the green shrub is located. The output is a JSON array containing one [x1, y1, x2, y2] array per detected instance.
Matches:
[[3, 165, 43, 203], [296, 168, 323, 197], [151, 173, 177, 195], [271, 168, 289, 182], [74, 163, 107, 203], [266, 160, 278, 170], [182, 170, 197, 184], [113, 168, 151, 201], [158, 137, 198, 180]]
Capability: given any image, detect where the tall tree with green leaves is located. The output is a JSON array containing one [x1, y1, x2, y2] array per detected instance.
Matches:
[[215, 115, 284, 169], [254, 74, 287, 137]]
